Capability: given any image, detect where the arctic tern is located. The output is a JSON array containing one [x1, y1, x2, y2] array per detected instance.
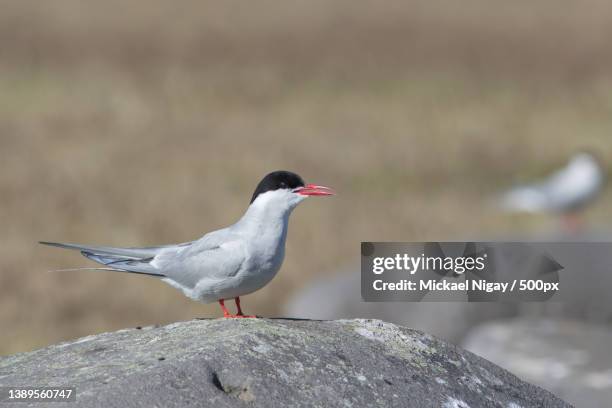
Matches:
[[41, 170, 334, 318], [499, 152, 604, 231]]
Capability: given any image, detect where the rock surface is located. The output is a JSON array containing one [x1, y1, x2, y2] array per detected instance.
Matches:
[[463, 318, 612, 408], [0, 319, 570, 408]]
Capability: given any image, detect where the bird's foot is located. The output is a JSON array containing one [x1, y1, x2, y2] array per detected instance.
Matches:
[[218, 298, 257, 318], [561, 213, 583, 235], [233, 297, 256, 318], [223, 312, 258, 319]]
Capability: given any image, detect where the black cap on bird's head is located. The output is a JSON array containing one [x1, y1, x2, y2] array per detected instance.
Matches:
[[250, 171, 334, 204]]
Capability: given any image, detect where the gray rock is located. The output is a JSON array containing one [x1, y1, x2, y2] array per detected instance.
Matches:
[[0, 319, 569, 408], [463, 318, 612, 408]]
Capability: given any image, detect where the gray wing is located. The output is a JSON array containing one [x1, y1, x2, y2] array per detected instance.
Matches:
[[39, 241, 188, 258], [154, 229, 246, 290], [39, 241, 193, 277], [499, 183, 549, 213], [40, 228, 246, 286], [500, 164, 576, 213]]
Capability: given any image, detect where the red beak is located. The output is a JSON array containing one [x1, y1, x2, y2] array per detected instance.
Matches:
[[294, 184, 335, 196]]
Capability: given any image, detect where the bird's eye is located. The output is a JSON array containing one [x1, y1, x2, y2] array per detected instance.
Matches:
[[280, 182, 287, 188]]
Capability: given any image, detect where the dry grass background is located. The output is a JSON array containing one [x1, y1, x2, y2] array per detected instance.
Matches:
[[2, 0, 612, 354]]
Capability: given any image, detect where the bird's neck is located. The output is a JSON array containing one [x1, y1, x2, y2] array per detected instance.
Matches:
[[237, 200, 294, 241]]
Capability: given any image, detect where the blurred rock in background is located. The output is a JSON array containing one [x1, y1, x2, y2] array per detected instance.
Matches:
[[463, 319, 612, 408]]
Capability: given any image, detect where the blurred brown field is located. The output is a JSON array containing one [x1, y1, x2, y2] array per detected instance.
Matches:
[[2, 0, 612, 355]]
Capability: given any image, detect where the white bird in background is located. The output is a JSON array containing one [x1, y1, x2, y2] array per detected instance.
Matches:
[[499, 152, 605, 232], [41, 171, 334, 318]]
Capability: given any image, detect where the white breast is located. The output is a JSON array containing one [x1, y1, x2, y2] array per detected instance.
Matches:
[[189, 188, 301, 303]]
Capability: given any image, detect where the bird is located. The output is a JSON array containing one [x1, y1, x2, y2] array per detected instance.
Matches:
[[40, 170, 334, 318], [499, 152, 605, 232]]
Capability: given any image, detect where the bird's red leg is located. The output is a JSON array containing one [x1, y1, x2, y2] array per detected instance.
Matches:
[[562, 212, 582, 234], [218, 299, 233, 318], [235, 297, 257, 318]]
